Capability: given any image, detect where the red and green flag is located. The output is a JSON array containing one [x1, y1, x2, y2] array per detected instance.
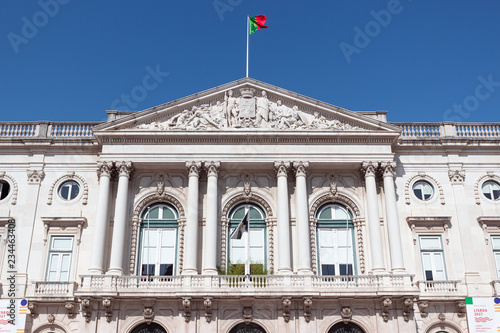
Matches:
[[249, 15, 268, 34]]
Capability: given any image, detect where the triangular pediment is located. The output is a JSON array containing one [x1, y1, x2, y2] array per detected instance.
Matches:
[[93, 78, 400, 136]]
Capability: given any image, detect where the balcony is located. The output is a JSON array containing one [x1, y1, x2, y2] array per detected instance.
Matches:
[[69, 274, 418, 298], [27, 281, 78, 301], [417, 280, 467, 300]]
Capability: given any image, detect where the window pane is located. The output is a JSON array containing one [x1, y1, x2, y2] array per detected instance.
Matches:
[[494, 253, 500, 277], [333, 206, 350, 220], [322, 264, 335, 275], [60, 186, 69, 199], [420, 237, 441, 250], [142, 264, 155, 276], [71, 185, 80, 198], [425, 270, 434, 281], [52, 237, 73, 250], [339, 264, 353, 275], [318, 207, 332, 219], [492, 236, 500, 249], [413, 181, 433, 200], [0, 181, 10, 200]]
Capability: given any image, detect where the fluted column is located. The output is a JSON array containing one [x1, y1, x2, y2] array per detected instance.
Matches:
[[203, 161, 220, 275], [361, 161, 385, 272], [183, 161, 202, 275], [89, 162, 114, 274], [294, 161, 313, 275], [380, 161, 405, 272], [275, 161, 292, 274], [108, 161, 133, 275]]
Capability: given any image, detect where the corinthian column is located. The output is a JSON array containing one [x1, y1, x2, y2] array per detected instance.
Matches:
[[183, 161, 202, 275], [293, 161, 313, 275], [275, 161, 292, 274], [203, 161, 220, 275], [380, 161, 404, 272], [361, 161, 385, 273], [108, 161, 133, 275], [89, 161, 114, 274]]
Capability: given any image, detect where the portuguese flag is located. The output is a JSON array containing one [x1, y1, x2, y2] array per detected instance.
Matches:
[[249, 15, 268, 34]]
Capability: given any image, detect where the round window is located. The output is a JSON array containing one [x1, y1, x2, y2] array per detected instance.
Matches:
[[58, 181, 80, 200], [0, 180, 10, 200], [482, 180, 500, 201], [412, 180, 434, 201]]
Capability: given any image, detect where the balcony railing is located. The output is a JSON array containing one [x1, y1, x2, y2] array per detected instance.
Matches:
[[395, 122, 500, 139], [0, 122, 99, 139], [417, 280, 466, 298], [28, 281, 78, 300], [24, 276, 473, 300], [72, 274, 417, 297], [1, 121, 499, 140]]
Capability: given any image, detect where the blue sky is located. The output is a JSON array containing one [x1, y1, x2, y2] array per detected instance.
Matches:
[[1, 1, 499, 123]]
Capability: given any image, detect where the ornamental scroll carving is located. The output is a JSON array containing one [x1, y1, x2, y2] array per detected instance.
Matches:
[[220, 193, 273, 273], [134, 88, 364, 131], [129, 192, 185, 274]]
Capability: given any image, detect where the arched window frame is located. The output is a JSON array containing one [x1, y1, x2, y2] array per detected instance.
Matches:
[[137, 203, 180, 277], [226, 203, 267, 274], [315, 203, 356, 276]]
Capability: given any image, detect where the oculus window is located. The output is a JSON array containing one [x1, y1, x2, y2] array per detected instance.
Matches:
[[139, 203, 179, 276], [58, 180, 80, 201], [413, 181, 434, 201], [482, 180, 500, 201], [0, 180, 10, 200]]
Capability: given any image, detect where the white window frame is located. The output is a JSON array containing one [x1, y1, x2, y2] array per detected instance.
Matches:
[[419, 235, 447, 281], [58, 180, 80, 201], [482, 180, 500, 201], [491, 235, 500, 278], [412, 180, 434, 201], [139, 204, 179, 276], [227, 204, 267, 274], [317, 227, 354, 276], [46, 236, 74, 282], [139, 227, 177, 276]]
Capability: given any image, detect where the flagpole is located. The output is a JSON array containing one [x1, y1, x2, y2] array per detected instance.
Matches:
[[244, 206, 250, 275], [246, 15, 249, 78]]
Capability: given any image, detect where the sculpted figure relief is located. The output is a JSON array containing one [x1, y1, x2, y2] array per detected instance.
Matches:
[[136, 89, 361, 131]]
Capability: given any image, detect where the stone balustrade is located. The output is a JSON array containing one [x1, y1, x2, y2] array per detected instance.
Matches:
[[418, 280, 466, 299], [1, 121, 500, 140], [28, 281, 78, 300], [396, 122, 500, 139]]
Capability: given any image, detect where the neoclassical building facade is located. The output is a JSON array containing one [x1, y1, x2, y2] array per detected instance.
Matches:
[[0, 78, 499, 332]]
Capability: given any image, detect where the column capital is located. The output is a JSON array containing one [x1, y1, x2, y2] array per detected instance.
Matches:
[[186, 161, 202, 177], [115, 161, 134, 178], [204, 161, 220, 177], [97, 161, 114, 179], [360, 161, 378, 178], [379, 161, 397, 178], [274, 161, 291, 177], [293, 161, 309, 177]]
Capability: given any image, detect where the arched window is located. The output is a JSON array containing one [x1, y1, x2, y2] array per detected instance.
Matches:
[[316, 203, 355, 276], [139, 203, 179, 276], [130, 323, 167, 333], [229, 322, 266, 333], [328, 322, 365, 333], [228, 204, 267, 274]]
